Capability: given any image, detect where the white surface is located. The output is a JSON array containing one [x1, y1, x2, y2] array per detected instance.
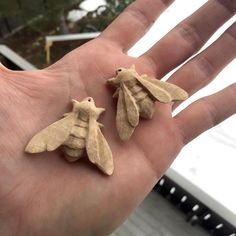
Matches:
[[67, 0, 106, 23], [67, 9, 87, 22], [166, 168, 236, 226], [80, 0, 106, 12], [46, 32, 100, 42], [128, 0, 236, 222]]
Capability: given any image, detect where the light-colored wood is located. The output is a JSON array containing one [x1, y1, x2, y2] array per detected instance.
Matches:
[[25, 97, 114, 175], [123, 83, 139, 127], [108, 65, 188, 141], [116, 88, 135, 141]]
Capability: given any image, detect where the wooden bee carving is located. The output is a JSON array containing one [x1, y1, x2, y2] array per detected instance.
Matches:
[[108, 65, 188, 141], [25, 97, 114, 175]]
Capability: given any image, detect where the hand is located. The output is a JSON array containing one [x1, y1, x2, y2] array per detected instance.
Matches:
[[0, 0, 235, 235]]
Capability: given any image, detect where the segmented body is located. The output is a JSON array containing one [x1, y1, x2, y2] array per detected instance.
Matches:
[[125, 79, 155, 119], [62, 114, 88, 162]]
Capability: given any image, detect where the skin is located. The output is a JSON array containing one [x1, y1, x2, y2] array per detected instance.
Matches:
[[0, 0, 235, 235]]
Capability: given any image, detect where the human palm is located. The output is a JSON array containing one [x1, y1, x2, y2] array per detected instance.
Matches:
[[0, 0, 235, 235]]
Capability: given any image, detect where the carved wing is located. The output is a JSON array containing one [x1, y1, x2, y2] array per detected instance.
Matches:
[[122, 83, 139, 127], [86, 117, 114, 175], [116, 87, 136, 141], [136, 75, 188, 103], [25, 113, 76, 153]]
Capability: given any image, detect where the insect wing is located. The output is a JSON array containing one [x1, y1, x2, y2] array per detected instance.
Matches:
[[116, 88, 135, 141], [96, 128, 114, 175], [137, 75, 188, 102], [86, 118, 114, 175], [122, 84, 139, 127], [25, 113, 76, 153], [136, 76, 171, 103], [86, 117, 99, 163]]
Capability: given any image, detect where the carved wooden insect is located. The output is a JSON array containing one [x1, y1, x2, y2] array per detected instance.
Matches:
[[108, 65, 188, 141], [25, 97, 114, 175]]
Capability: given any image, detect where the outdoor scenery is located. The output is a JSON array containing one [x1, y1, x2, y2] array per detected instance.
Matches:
[[0, 0, 133, 68]]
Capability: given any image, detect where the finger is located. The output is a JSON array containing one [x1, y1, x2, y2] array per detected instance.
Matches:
[[0, 62, 8, 71], [100, 0, 174, 52], [141, 0, 236, 77], [0, 63, 10, 81], [169, 22, 236, 109], [175, 84, 236, 145]]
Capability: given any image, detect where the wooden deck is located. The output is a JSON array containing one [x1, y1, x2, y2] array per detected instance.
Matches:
[[111, 191, 209, 236]]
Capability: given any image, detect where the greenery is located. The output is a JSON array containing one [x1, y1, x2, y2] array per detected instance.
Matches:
[[0, 0, 81, 19], [0, 0, 133, 28], [76, 0, 134, 32], [0, 0, 134, 68]]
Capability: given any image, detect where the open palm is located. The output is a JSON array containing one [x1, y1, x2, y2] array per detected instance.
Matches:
[[0, 0, 235, 235]]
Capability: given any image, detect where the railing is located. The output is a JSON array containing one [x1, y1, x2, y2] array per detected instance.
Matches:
[[0, 44, 36, 70], [155, 172, 236, 236], [45, 32, 100, 64]]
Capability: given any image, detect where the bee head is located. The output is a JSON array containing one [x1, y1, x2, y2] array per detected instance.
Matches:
[[72, 97, 93, 112], [83, 97, 94, 104], [116, 65, 137, 82], [116, 68, 123, 75], [81, 97, 96, 110], [72, 98, 103, 119]]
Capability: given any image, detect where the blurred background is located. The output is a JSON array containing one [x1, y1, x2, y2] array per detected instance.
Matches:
[[0, 0, 235, 235], [0, 0, 132, 68]]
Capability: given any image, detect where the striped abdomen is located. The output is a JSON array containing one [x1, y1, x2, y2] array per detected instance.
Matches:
[[62, 117, 88, 162], [129, 83, 155, 119]]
